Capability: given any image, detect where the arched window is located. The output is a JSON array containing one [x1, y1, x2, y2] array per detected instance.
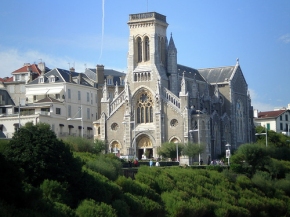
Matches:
[[236, 100, 244, 141], [144, 36, 150, 61], [137, 91, 153, 124], [137, 37, 142, 62]]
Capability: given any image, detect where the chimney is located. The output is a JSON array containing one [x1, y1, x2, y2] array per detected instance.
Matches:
[[38, 62, 46, 75], [96, 65, 104, 84], [69, 72, 72, 83], [70, 67, 75, 72]]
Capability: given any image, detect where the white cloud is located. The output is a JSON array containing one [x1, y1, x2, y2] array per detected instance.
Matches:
[[279, 33, 290, 44], [0, 46, 127, 78]]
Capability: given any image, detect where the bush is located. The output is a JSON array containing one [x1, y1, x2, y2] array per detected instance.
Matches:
[[111, 199, 130, 217], [86, 154, 123, 181], [40, 179, 71, 205], [76, 199, 117, 217]]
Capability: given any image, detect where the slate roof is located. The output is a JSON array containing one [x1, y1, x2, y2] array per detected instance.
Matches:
[[256, 110, 287, 119], [85, 68, 126, 85], [177, 64, 206, 82], [198, 65, 236, 84], [29, 68, 93, 87]]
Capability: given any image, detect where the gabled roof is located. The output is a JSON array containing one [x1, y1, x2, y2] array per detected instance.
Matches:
[[257, 110, 287, 119], [198, 65, 236, 84], [12, 63, 42, 75]]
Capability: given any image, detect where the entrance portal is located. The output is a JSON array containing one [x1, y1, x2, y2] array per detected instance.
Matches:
[[137, 135, 153, 159]]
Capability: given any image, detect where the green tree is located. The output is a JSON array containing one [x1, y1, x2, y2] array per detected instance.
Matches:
[[158, 142, 183, 161], [4, 122, 82, 186], [231, 143, 270, 176], [94, 139, 107, 154], [182, 142, 206, 162]]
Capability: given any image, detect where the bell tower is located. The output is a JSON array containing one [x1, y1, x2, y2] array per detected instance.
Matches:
[[127, 12, 169, 87]]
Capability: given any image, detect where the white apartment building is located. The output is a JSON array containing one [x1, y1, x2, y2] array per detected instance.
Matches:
[[0, 64, 125, 139]]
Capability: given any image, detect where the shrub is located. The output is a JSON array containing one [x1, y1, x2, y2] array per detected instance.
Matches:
[[86, 154, 123, 181], [76, 199, 117, 217], [40, 179, 71, 205]]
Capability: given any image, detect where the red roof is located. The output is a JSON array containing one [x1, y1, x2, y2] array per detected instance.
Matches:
[[257, 110, 286, 119], [0, 76, 13, 82], [12, 63, 41, 75]]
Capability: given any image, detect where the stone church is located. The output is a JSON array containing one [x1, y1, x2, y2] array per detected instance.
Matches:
[[94, 12, 254, 163]]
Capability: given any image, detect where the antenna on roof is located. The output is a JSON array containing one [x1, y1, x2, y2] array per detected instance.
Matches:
[[84, 64, 87, 70], [39, 58, 42, 63]]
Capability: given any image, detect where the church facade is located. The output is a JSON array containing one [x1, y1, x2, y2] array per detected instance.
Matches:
[[94, 12, 254, 163]]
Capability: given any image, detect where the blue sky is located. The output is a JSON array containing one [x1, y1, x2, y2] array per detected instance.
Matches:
[[0, 0, 289, 112]]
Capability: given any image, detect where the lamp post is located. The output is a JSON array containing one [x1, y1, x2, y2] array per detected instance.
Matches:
[[176, 142, 179, 162], [255, 126, 267, 147], [67, 105, 83, 138], [225, 143, 231, 166]]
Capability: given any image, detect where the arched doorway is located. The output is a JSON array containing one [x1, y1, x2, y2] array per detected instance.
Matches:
[[111, 141, 121, 157], [136, 135, 153, 159]]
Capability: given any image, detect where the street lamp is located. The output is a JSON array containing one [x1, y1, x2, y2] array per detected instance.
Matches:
[[67, 105, 83, 138], [255, 126, 267, 147], [225, 143, 231, 166]]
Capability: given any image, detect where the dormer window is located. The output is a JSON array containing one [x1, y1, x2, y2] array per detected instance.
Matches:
[[49, 75, 55, 83], [107, 77, 113, 85], [39, 76, 44, 83]]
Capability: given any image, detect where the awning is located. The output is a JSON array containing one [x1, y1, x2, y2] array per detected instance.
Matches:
[[78, 126, 82, 129], [26, 89, 49, 95], [68, 125, 74, 128], [0, 124, 3, 131], [87, 127, 92, 130], [47, 88, 64, 94], [59, 124, 64, 127]]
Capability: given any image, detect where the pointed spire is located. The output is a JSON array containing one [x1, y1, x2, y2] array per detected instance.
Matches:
[[214, 83, 220, 98], [180, 71, 187, 95], [168, 33, 177, 52], [156, 79, 160, 95], [114, 81, 119, 98]]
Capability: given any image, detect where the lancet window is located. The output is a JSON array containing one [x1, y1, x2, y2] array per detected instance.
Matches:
[[137, 37, 142, 62], [144, 36, 150, 61]]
